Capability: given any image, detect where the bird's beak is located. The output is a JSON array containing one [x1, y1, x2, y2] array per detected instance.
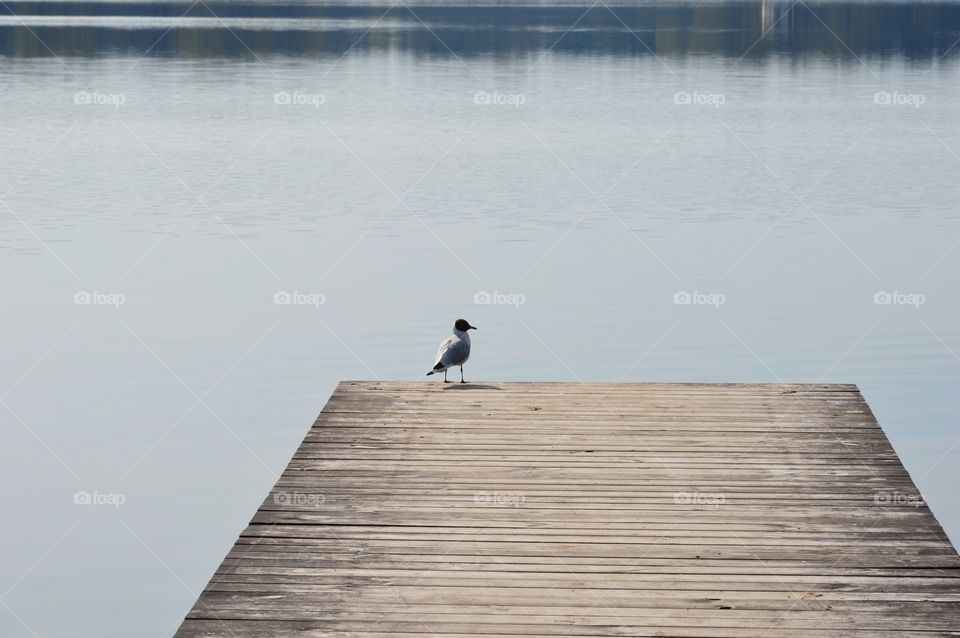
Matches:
[[469, 325, 477, 330]]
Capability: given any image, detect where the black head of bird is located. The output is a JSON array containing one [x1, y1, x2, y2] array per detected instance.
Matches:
[[455, 319, 477, 332]]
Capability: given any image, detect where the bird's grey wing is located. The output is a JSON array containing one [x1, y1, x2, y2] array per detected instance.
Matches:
[[434, 336, 455, 367], [440, 336, 469, 367]]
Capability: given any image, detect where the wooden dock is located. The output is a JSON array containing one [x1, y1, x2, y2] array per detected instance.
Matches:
[[175, 381, 960, 637]]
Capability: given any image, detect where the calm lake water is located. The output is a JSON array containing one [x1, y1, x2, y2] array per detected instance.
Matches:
[[1, 1, 959, 635]]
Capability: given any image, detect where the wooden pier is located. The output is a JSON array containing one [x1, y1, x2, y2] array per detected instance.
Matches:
[[175, 381, 960, 637]]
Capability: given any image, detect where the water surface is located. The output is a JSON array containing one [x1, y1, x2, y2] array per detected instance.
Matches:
[[1, 1, 959, 636]]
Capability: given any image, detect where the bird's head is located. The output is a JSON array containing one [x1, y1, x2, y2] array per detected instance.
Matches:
[[455, 319, 477, 332]]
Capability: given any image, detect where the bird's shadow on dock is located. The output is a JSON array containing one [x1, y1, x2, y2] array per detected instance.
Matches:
[[443, 383, 503, 391]]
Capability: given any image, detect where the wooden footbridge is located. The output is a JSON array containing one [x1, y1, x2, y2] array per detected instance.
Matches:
[[175, 381, 960, 637]]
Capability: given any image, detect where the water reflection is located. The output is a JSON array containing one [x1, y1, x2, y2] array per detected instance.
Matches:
[[1, 0, 959, 60]]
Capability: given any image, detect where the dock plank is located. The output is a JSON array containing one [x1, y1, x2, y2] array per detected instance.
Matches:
[[174, 382, 960, 637]]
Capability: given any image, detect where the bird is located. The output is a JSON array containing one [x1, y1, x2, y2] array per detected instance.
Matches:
[[426, 319, 477, 383]]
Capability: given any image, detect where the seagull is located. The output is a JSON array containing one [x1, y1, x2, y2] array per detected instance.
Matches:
[[426, 319, 477, 383]]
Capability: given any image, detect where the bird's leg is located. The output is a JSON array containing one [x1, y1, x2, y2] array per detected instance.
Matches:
[[460, 366, 466, 383], [443, 369, 449, 383]]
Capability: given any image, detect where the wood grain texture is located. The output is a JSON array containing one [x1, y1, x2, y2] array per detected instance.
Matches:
[[174, 381, 960, 638]]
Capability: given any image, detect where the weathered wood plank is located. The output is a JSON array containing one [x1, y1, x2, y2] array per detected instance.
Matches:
[[174, 382, 960, 637]]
